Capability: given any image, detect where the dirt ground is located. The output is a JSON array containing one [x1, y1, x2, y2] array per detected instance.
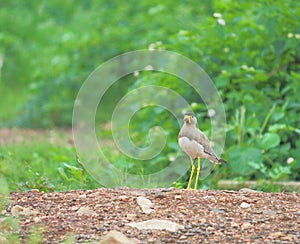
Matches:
[[2, 128, 300, 243], [5, 188, 300, 243]]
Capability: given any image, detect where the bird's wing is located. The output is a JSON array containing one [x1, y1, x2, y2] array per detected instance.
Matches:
[[179, 126, 216, 156], [194, 128, 219, 159], [178, 125, 226, 163]]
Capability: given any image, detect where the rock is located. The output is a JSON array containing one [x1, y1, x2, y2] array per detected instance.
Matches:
[[160, 188, 172, 192], [127, 219, 184, 232], [241, 222, 251, 230], [174, 195, 182, 200], [77, 207, 95, 215], [239, 188, 259, 193], [78, 194, 87, 201], [210, 208, 225, 213], [100, 230, 136, 244], [179, 235, 187, 240], [126, 214, 136, 219], [136, 196, 154, 214], [119, 195, 130, 201], [155, 192, 167, 199], [30, 189, 40, 193], [240, 202, 250, 209], [11, 205, 39, 217], [262, 210, 276, 215], [71, 206, 79, 211]]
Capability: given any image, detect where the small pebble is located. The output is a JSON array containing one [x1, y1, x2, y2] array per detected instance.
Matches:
[[242, 222, 251, 230], [210, 208, 225, 213], [240, 202, 250, 209], [160, 188, 172, 192], [155, 192, 167, 198]]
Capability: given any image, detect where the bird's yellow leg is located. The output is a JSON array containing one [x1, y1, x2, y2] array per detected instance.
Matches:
[[187, 158, 195, 190], [194, 157, 201, 190]]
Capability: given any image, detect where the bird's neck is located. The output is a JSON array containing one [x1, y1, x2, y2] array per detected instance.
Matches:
[[184, 123, 196, 128]]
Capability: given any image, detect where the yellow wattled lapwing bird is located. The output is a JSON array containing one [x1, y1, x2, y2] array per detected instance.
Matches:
[[178, 112, 227, 190]]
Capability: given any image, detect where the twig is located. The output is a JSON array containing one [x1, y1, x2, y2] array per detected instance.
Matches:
[[259, 104, 276, 136], [76, 154, 85, 186], [268, 63, 286, 78]]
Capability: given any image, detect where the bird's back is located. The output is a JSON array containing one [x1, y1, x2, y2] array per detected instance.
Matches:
[[178, 124, 223, 163]]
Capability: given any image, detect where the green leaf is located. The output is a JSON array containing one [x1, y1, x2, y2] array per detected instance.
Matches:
[[229, 147, 264, 175], [257, 133, 280, 150]]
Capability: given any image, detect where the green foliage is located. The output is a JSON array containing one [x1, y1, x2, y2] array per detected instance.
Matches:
[[0, 142, 99, 192], [120, 0, 300, 186], [0, 0, 210, 127], [0, 1, 299, 190]]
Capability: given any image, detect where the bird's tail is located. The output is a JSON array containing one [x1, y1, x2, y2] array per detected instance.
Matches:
[[218, 158, 227, 164]]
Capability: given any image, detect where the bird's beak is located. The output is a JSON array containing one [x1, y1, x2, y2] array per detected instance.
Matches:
[[184, 115, 191, 123]]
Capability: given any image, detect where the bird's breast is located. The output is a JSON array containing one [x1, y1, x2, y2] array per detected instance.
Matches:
[[178, 137, 205, 158]]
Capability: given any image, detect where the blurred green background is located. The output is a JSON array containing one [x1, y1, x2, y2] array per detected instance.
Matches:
[[0, 0, 299, 192]]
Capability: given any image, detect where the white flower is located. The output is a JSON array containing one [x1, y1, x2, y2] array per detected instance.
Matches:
[[213, 13, 222, 18], [145, 65, 154, 71], [221, 70, 227, 74], [148, 43, 155, 51], [287, 33, 293, 38], [249, 66, 255, 71], [208, 109, 216, 118], [169, 156, 176, 162], [224, 47, 229, 53], [241, 65, 248, 70], [133, 71, 139, 77], [217, 18, 226, 26], [287, 157, 294, 164], [295, 34, 300, 39]]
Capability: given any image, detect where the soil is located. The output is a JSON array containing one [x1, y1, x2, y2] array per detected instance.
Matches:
[[2, 128, 300, 243], [5, 188, 300, 243]]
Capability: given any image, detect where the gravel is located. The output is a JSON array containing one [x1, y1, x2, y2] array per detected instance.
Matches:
[[5, 188, 300, 243]]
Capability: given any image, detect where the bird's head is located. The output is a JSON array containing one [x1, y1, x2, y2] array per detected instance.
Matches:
[[183, 112, 197, 125]]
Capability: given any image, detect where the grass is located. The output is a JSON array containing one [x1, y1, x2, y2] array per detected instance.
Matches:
[[0, 82, 29, 126], [0, 128, 296, 193], [0, 139, 100, 193]]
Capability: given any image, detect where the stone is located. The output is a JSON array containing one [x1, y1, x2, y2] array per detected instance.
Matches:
[[155, 192, 167, 199], [136, 196, 154, 214], [127, 219, 184, 232], [262, 210, 276, 215], [11, 205, 39, 217], [126, 214, 136, 219], [77, 207, 95, 215], [241, 222, 251, 230], [239, 188, 260, 193], [175, 195, 182, 200], [100, 230, 136, 244], [210, 208, 225, 213], [240, 202, 250, 209], [160, 188, 172, 192], [78, 194, 87, 201]]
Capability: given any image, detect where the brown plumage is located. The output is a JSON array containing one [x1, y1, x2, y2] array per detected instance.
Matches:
[[178, 112, 226, 189], [178, 112, 227, 164]]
